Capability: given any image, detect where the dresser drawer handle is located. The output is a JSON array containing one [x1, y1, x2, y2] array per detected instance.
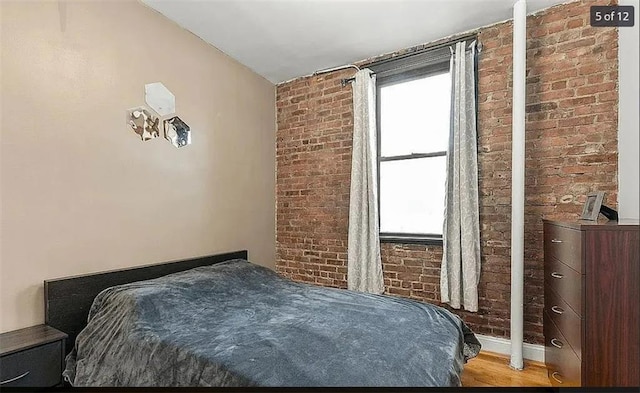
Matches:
[[551, 371, 563, 384], [551, 305, 564, 314], [1, 371, 30, 385], [551, 239, 563, 243], [551, 272, 564, 279], [550, 338, 563, 348]]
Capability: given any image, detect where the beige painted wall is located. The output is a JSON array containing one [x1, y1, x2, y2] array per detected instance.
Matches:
[[0, 0, 276, 332]]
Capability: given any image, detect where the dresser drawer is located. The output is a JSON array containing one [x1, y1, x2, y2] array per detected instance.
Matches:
[[544, 223, 582, 273], [545, 284, 582, 359], [0, 341, 62, 387], [544, 256, 582, 316], [544, 310, 581, 387]]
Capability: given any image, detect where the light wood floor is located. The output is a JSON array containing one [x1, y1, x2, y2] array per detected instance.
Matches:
[[461, 351, 551, 387]]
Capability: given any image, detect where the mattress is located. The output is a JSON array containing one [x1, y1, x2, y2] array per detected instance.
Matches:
[[64, 259, 480, 386]]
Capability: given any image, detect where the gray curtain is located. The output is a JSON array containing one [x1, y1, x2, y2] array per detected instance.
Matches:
[[441, 41, 481, 312], [347, 69, 384, 294]]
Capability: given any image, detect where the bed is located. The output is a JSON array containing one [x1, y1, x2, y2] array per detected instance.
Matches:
[[45, 251, 480, 387]]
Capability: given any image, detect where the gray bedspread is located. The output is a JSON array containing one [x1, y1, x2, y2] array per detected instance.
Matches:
[[64, 259, 480, 387]]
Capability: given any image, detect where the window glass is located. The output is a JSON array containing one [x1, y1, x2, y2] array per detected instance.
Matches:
[[379, 156, 446, 235], [379, 72, 451, 157]]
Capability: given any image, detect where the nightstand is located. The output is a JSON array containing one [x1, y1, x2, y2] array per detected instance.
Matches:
[[0, 325, 67, 387]]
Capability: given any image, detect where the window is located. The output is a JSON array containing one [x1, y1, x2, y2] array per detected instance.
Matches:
[[372, 46, 455, 244]]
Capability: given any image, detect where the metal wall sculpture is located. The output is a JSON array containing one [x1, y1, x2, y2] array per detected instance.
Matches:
[[126, 82, 191, 148]]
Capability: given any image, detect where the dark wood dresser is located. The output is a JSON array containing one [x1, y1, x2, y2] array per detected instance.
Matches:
[[0, 325, 67, 387], [543, 219, 639, 387]]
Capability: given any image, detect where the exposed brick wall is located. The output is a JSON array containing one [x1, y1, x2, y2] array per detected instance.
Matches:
[[276, 0, 618, 345], [276, 69, 353, 288]]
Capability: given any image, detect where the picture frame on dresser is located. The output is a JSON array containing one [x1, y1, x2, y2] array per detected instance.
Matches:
[[580, 191, 604, 221]]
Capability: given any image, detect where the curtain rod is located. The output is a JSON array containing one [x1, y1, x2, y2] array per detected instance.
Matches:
[[340, 33, 480, 87], [312, 64, 360, 76]]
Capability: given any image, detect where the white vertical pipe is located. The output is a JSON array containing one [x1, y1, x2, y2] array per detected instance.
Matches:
[[510, 0, 526, 371]]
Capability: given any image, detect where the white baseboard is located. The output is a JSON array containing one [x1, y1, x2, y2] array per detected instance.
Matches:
[[475, 334, 545, 364]]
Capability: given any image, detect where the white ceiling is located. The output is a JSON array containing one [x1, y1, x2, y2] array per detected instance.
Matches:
[[142, 0, 569, 84]]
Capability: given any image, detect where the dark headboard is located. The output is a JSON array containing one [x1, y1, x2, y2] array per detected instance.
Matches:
[[44, 250, 248, 354]]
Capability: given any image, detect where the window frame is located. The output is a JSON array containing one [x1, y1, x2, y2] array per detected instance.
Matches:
[[375, 60, 452, 246]]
